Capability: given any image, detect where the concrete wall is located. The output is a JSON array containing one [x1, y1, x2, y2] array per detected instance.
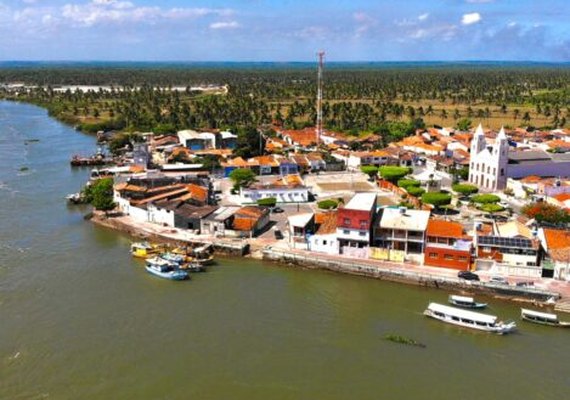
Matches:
[[308, 233, 339, 255], [508, 162, 570, 179]]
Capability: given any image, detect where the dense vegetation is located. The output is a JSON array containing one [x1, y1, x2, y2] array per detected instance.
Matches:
[[1, 64, 569, 137]]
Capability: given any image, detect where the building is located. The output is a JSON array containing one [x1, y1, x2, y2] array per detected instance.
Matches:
[[469, 124, 570, 191], [200, 206, 240, 236], [240, 175, 310, 204], [374, 208, 430, 262], [424, 219, 472, 270], [177, 130, 216, 150], [287, 213, 315, 249], [232, 206, 270, 237], [538, 228, 570, 280], [474, 235, 542, 278], [468, 124, 510, 191], [308, 211, 339, 255], [336, 193, 377, 256], [218, 131, 237, 149]]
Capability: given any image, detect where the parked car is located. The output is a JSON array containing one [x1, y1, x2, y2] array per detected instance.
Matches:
[[272, 207, 284, 213], [489, 276, 509, 285], [458, 270, 480, 281], [273, 229, 284, 239], [516, 281, 534, 288]]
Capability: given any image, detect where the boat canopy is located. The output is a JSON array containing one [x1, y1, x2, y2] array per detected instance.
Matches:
[[428, 303, 497, 324], [450, 295, 474, 303], [521, 308, 558, 321]]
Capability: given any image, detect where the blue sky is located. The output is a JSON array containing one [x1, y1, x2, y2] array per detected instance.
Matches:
[[0, 0, 568, 61]]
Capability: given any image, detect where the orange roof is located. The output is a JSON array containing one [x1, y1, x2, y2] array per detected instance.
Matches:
[[553, 193, 570, 202], [236, 206, 268, 219], [233, 217, 255, 231], [543, 229, 570, 250], [177, 184, 208, 204], [426, 219, 464, 238], [252, 155, 279, 166], [521, 175, 542, 184], [275, 174, 304, 187], [315, 211, 338, 235], [281, 128, 318, 147]]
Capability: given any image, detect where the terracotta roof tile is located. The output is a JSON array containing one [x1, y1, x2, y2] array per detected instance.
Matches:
[[544, 229, 570, 250], [427, 219, 464, 238]]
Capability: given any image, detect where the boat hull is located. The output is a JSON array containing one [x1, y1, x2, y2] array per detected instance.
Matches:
[[145, 265, 189, 281], [448, 300, 488, 309], [424, 308, 516, 335]]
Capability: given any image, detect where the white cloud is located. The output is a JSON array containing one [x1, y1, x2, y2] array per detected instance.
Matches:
[[418, 13, 429, 21], [209, 21, 240, 30], [461, 12, 481, 25]]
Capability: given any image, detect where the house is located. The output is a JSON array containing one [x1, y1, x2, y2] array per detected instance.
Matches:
[[308, 211, 339, 255], [287, 213, 315, 249], [424, 219, 472, 270], [177, 130, 216, 150], [152, 201, 218, 231], [279, 158, 299, 176], [200, 206, 240, 236], [218, 131, 237, 149], [346, 150, 394, 170], [337, 193, 377, 257], [547, 193, 570, 210], [232, 206, 271, 236], [474, 235, 542, 278], [374, 208, 430, 262], [240, 175, 310, 204], [538, 228, 570, 280], [410, 169, 443, 192], [306, 153, 327, 171]]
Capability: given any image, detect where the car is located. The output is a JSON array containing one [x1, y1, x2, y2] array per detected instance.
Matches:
[[489, 276, 509, 285], [273, 229, 284, 239], [272, 207, 284, 213], [516, 281, 534, 287], [458, 270, 480, 281]]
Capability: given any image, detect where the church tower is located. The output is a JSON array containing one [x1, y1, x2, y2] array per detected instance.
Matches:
[[468, 124, 509, 191]]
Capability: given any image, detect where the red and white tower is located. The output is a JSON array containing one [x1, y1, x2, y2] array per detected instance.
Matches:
[[316, 51, 325, 146]]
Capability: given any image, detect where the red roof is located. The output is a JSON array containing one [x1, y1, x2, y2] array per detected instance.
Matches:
[[426, 219, 464, 238], [543, 229, 570, 250]]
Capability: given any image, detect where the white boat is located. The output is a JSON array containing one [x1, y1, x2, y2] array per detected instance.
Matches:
[[424, 303, 516, 334], [145, 257, 189, 281], [448, 295, 487, 309], [521, 308, 570, 328]]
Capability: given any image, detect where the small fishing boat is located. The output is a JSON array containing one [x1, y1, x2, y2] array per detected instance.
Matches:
[[424, 303, 516, 334], [521, 308, 570, 328], [65, 193, 84, 204], [130, 242, 162, 258], [145, 257, 189, 281], [448, 295, 487, 309], [182, 261, 207, 272], [159, 252, 185, 264]]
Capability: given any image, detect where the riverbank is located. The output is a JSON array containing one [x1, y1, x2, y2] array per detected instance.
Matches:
[[90, 211, 562, 305]]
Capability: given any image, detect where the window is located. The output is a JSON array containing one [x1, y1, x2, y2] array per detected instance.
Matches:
[[444, 254, 454, 260], [343, 230, 350, 235], [500, 168, 505, 176], [429, 252, 438, 258], [359, 220, 367, 229], [359, 232, 366, 236], [343, 218, 351, 225], [323, 240, 327, 245], [458, 256, 468, 261]]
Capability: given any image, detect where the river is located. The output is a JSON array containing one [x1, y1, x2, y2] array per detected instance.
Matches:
[[0, 100, 568, 399]]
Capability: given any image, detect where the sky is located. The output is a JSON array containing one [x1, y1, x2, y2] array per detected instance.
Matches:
[[0, 0, 569, 61]]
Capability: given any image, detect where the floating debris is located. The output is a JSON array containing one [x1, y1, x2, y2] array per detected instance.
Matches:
[[24, 139, 40, 144], [19, 166, 29, 172], [384, 334, 426, 348]]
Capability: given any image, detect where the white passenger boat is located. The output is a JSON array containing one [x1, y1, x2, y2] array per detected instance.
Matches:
[[145, 257, 189, 281], [424, 303, 516, 334], [448, 295, 487, 309], [521, 308, 570, 328]]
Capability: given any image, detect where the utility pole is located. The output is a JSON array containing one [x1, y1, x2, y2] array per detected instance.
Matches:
[[316, 51, 325, 147]]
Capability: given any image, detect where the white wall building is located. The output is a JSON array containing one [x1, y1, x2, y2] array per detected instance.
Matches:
[[468, 124, 509, 191]]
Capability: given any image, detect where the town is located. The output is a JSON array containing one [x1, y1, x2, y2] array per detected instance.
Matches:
[[76, 119, 570, 307]]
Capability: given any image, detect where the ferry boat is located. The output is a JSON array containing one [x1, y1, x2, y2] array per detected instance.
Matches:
[[448, 295, 487, 309], [145, 257, 189, 281], [521, 308, 570, 328], [424, 303, 516, 334]]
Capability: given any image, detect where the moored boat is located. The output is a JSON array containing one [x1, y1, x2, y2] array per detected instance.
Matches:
[[521, 308, 570, 328], [145, 257, 189, 281], [424, 303, 516, 334], [159, 252, 185, 264], [448, 295, 487, 309], [130, 242, 163, 258]]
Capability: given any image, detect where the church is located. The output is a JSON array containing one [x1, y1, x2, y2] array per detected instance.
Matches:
[[469, 124, 570, 191]]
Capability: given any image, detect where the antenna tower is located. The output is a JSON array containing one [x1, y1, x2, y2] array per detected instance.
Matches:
[[316, 51, 325, 146]]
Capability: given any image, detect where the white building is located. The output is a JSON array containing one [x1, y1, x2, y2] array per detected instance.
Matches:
[[468, 124, 509, 191]]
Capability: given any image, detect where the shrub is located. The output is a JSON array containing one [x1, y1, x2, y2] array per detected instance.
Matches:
[[480, 203, 505, 213], [421, 192, 452, 208], [522, 202, 570, 224], [452, 183, 479, 196], [472, 194, 501, 204], [379, 166, 411, 183], [229, 168, 257, 189], [257, 197, 277, 207], [360, 166, 379, 177], [397, 179, 421, 189], [407, 186, 426, 197], [317, 199, 339, 210]]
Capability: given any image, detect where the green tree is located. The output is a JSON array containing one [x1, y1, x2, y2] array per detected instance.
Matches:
[[257, 197, 277, 207], [480, 203, 505, 213], [88, 178, 115, 211], [421, 192, 452, 208], [229, 168, 257, 190], [234, 127, 265, 159], [456, 118, 472, 131], [317, 199, 339, 210], [397, 179, 421, 189], [452, 183, 479, 196], [379, 166, 410, 183], [406, 186, 425, 197], [522, 202, 570, 224]]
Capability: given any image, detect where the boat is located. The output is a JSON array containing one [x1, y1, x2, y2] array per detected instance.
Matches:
[[448, 295, 487, 309], [159, 252, 185, 264], [182, 261, 207, 272], [130, 242, 163, 258], [521, 308, 570, 328], [145, 257, 189, 281], [65, 193, 84, 204], [424, 303, 516, 334]]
